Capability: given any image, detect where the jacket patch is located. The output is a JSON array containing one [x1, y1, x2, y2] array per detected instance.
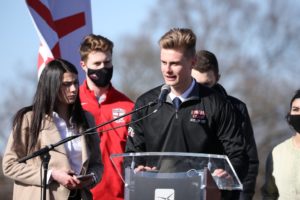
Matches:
[[128, 126, 135, 137], [190, 109, 206, 123], [112, 108, 126, 123]]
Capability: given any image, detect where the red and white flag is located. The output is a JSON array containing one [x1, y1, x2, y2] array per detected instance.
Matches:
[[26, 0, 92, 83]]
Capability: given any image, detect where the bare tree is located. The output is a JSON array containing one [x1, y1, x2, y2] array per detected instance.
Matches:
[[0, 62, 36, 199], [114, 34, 162, 101], [0, 64, 36, 151]]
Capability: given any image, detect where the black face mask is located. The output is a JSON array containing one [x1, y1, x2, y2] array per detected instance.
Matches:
[[87, 67, 113, 87], [288, 114, 300, 133]]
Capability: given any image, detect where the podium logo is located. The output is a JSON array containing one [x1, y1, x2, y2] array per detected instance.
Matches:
[[154, 188, 175, 200]]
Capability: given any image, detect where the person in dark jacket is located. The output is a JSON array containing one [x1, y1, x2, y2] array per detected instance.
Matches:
[[192, 50, 259, 200], [125, 28, 248, 199]]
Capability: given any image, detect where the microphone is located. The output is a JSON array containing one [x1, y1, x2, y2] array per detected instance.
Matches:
[[18, 101, 156, 163], [156, 84, 171, 109]]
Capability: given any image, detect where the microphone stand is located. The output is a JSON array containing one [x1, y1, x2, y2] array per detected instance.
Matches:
[[18, 101, 156, 200]]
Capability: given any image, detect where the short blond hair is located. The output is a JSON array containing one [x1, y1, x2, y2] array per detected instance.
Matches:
[[159, 28, 196, 58]]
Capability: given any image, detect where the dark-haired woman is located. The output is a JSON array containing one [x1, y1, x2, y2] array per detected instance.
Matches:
[[2, 59, 103, 200], [262, 89, 300, 199]]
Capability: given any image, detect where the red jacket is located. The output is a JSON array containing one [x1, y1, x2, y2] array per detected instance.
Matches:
[[80, 81, 134, 200]]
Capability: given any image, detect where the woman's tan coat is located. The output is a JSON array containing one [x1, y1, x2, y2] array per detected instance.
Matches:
[[2, 111, 103, 200]]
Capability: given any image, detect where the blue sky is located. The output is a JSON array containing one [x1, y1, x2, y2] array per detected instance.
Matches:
[[0, 1, 155, 88], [0, 0, 155, 154]]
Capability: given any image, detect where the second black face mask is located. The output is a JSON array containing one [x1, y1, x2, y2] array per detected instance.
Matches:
[[87, 67, 113, 87], [288, 114, 300, 133]]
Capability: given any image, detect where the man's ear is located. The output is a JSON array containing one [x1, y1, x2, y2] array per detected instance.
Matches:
[[191, 56, 197, 69], [80, 61, 87, 71]]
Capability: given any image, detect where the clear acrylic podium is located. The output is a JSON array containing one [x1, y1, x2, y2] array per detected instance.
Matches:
[[110, 152, 243, 200]]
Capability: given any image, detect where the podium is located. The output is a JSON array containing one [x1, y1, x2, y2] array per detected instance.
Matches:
[[110, 152, 243, 200]]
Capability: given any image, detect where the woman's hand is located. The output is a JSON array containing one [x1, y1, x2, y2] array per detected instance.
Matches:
[[51, 169, 80, 189]]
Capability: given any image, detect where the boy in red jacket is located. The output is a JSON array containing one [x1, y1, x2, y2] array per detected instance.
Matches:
[[79, 34, 134, 200]]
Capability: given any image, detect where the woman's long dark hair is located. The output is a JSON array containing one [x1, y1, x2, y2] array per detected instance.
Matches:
[[12, 59, 89, 156]]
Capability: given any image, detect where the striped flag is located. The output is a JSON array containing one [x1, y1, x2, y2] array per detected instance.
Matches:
[[26, 0, 92, 83]]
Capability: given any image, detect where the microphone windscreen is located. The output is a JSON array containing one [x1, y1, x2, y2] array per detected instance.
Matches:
[[161, 84, 170, 92]]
